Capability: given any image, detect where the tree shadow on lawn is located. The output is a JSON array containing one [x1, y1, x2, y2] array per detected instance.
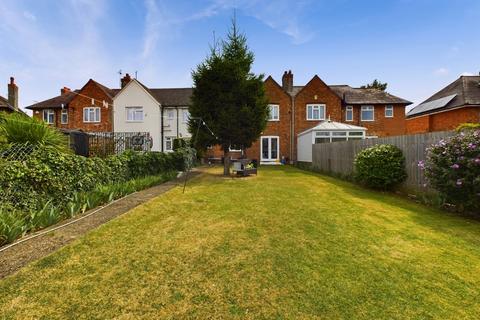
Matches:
[[279, 166, 480, 243]]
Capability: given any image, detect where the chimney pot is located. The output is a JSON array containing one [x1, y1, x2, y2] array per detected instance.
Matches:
[[61, 87, 71, 95], [121, 73, 132, 88], [282, 70, 293, 92], [10, 77, 14, 85]]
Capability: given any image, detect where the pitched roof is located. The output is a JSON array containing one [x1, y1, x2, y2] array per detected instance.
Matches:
[[330, 85, 412, 105], [407, 76, 480, 117], [26, 90, 78, 110], [281, 82, 411, 105], [298, 120, 366, 136], [0, 95, 14, 111], [149, 88, 193, 106]]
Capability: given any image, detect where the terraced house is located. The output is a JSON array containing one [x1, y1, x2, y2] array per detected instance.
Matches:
[[208, 71, 412, 164]]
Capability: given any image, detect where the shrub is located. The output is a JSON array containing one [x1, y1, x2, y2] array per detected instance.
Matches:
[[0, 112, 69, 153], [0, 148, 185, 212], [456, 123, 480, 132], [173, 138, 189, 151], [422, 130, 480, 212], [354, 144, 407, 190]]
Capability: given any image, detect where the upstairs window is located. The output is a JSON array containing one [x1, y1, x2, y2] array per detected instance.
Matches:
[[385, 105, 394, 118], [43, 109, 55, 124], [167, 110, 175, 120], [182, 110, 190, 123], [83, 107, 101, 123], [345, 106, 353, 121], [126, 107, 144, 122], [61, 109, 68, 124], [361, 105, 374, 121], [268, 104, 279, 121], [306, 104, 325, 120]]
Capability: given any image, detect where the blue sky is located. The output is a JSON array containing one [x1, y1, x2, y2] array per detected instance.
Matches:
[[0, 0, 479, 113]]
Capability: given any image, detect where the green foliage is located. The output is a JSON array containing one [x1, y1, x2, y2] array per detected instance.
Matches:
[[0, 112, 69, 153], [354, 144, 407, 190], [173, 138, 189, 151], [0, 149, 184, 213], [422, 130, 480, 212], [456, 122, 480, 132], [0, 170, 177, 246], [360, 79, 388, 91], [189, 17, 269, 172]]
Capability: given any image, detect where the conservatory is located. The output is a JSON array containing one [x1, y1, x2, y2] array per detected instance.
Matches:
[[297, 121, 367, 162]]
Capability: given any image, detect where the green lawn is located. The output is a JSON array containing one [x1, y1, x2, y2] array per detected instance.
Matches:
[[1, 166, 480, 319]]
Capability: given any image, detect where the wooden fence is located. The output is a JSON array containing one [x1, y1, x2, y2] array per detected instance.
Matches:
[[311, 131, 455, 190]]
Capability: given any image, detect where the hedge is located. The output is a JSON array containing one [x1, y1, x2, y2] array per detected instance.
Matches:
[[0, 148, 185, 212]]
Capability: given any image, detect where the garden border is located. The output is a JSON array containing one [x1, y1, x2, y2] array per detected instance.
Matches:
[[0, 170, 201, 279]]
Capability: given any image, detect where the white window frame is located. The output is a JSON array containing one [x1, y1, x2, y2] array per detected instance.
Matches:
[[182, 110, 190, 123], [312, 131, 366, 143], [43, 109, 55, 124], [83, 106, 101, 123], [126, 106, 144, 122], [360, 105, 375, 122], [60, 109, 68, 124], [385, 105, 394, 118], [306, 104, 326, 121], [164, 136, 175, 152], [229, 146, 242, 152], [345, 106, 353, 122], [167, 110, 175, 120], [260, 136, 280, 162], [268, 104, 280, 121]]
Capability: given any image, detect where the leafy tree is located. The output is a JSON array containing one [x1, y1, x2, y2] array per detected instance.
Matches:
[[361, 79, 388, 91], [189, 18, 269, 175]]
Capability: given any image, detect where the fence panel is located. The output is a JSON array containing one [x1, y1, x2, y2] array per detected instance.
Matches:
[[311, 131, 455, 190], [87, 132, 152, 157]]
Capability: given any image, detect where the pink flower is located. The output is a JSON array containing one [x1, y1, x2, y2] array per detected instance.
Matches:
[[456, 179, 463, 186], [451, 164, 460, 169]]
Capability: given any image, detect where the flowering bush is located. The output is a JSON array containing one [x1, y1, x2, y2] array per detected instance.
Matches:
[[354, 144, 407, 190], [422, 130, 480, 212]]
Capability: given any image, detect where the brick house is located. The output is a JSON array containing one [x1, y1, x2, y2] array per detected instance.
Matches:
[[207, 71, 411, 163], [406, 75, 480, 134], [26, 79, 118, 132]]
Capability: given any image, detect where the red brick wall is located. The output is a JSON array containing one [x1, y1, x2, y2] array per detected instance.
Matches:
[[345, 104, 407, 137], [293, 76, 342, 160], [244, 77, 292, 162], [406, 115, 431, 134], [32, 80, 113, 132], [406, 107, 480, 134], [68, 80, 112, 132]]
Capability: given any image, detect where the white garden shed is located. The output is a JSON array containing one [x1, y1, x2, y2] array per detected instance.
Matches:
[[297, 121, 367, 162]]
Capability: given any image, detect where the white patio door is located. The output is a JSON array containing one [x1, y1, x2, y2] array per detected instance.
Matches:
[[261, 136, 279, 162]]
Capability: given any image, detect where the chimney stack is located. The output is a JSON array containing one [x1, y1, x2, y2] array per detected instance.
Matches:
[[281, 70, 293, 92], [61, 87, 71, 95], [121, 73, 132, 88], [8, 77, 18, 110]]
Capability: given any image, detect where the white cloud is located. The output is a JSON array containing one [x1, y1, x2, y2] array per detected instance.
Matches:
[[0, 0, 112, 109], [22, 11, 36, 21], [434, 67, 449, 76]]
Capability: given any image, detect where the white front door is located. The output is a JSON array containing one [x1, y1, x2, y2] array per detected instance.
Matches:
[[261, 136, 279, 162]]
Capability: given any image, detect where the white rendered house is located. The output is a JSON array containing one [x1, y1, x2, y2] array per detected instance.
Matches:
[[113, 76, 193, 152]]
